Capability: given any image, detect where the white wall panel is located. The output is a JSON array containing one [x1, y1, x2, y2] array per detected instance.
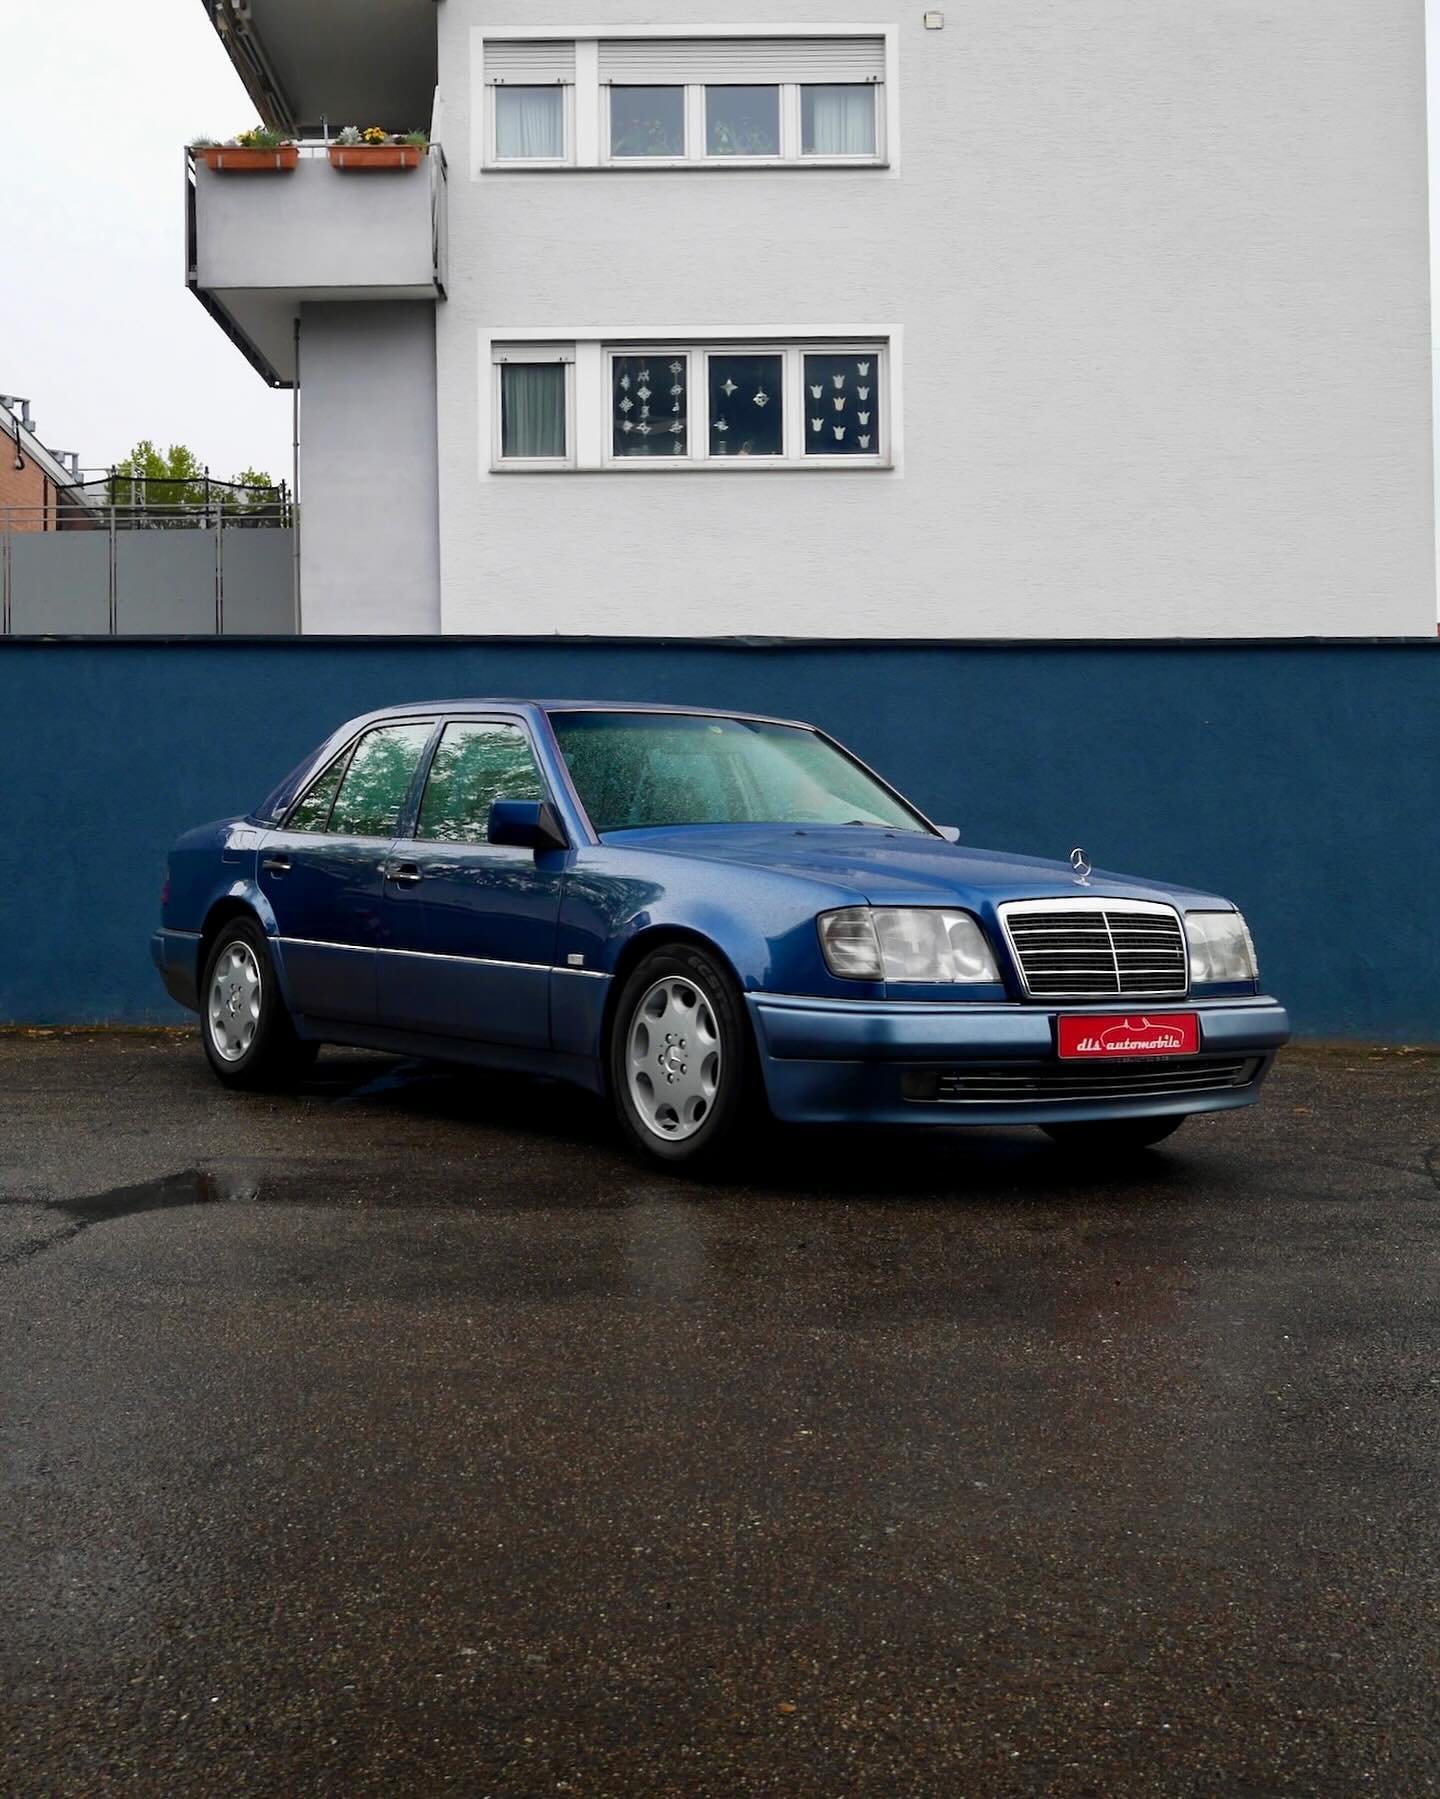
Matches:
[[434, 0, 1435, 638]]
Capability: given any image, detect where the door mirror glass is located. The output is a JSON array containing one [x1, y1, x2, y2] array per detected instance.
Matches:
[[936, 825, 961, 843], [488, 798, 568, 852]]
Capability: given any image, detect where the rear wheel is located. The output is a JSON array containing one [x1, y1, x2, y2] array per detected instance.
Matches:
[[1041, 1115, 1186, 1153], [609, 942, 760, 1169], [200, 917, 317, 1090]]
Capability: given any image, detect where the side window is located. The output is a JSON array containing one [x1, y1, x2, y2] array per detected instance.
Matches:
[[417, 722, 546, 844], [285, 747, 350, 833], [327, 723, 433, 838]]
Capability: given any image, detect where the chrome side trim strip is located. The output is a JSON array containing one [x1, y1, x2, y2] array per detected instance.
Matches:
[[275, 936, 610, 979]]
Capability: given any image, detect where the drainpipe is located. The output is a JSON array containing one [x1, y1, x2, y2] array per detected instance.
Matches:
[[292, 317, 302, 632]]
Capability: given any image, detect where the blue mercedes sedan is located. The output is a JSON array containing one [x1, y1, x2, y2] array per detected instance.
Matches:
[[152, 701, 1289, 1168]]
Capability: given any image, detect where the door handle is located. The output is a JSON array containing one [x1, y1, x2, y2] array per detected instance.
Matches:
[[386, 862, 424, 887], [261, 855, 291, 875]]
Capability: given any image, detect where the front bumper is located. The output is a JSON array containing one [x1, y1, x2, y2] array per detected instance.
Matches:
[[151, 928, 201, 1013], [745, 993, 1290, 1127]]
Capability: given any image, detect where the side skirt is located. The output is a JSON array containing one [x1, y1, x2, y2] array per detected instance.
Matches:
[[289, 1015, 606, 1097]]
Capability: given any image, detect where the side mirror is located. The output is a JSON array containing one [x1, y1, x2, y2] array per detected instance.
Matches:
[[936, 825, 961, 844], [488, 798, 569, 853]]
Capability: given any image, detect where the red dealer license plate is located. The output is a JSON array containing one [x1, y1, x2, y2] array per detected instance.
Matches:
[[1057, 1013, 1200, 1059]]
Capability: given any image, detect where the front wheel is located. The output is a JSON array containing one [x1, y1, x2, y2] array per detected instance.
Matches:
[[200, 918, 317, 1090], [609, 943, 760, 1169], [1041, 1115, 1186, 1153]]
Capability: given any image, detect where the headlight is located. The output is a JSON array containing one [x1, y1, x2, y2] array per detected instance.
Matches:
[[818, 907, 1000, 984], [1186, 910, 1257, 983]]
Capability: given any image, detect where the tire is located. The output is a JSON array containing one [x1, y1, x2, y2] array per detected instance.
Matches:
[[609, 942, 762, 1169], [1040, 1114, 1186, 1153], [200, 916, 317, 1090]]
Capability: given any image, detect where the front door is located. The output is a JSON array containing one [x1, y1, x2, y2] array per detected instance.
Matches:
[[259, 720, 434, 1024], [376, 718, 563, 1049]]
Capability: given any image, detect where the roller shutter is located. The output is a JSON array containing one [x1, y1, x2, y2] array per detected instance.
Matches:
[[597, 37, 885, 85], [484, 41, 577, 84]]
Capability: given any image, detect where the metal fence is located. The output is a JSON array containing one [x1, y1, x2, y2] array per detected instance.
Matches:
[[1, 502, 298, 634]]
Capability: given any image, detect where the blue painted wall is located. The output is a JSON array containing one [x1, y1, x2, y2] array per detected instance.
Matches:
[[3, 639, 1436, 1039]]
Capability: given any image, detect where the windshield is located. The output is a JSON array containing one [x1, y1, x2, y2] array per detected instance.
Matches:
[[548, 711, 932, 835]]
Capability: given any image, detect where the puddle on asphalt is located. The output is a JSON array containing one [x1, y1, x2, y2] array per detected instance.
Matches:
[[54, 1168, 263, 1224]]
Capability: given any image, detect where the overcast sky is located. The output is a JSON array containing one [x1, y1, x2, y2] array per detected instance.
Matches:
[[2, 1, 1438, 499], [0, 0, 292, 481]]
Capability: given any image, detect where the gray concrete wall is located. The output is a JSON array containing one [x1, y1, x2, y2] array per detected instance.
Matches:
[[433, 0, 1435, 638], [299, 303, 441, 633]]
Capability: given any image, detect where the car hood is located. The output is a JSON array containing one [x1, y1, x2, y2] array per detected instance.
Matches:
[[602, 824, 1231, 910]]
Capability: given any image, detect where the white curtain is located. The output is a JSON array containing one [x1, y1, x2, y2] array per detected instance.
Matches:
[[803, 84, 876, 156], [501, 365, 566, 459], [495, 86, 564, 159]]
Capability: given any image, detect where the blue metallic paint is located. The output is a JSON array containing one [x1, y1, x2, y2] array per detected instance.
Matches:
[[152, 698, 1291, 1132]]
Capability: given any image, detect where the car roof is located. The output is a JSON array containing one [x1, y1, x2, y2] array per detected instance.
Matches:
[[347, 699, 817, 730]]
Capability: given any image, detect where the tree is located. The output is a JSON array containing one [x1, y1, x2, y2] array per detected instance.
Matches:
[[107, 441, 280, 516]]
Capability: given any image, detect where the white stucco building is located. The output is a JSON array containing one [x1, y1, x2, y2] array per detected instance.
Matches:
[[191, 0, 1435, 637]]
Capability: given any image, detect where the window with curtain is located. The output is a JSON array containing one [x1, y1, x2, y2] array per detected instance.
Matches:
[[500, 364, 567, 460], [497, 342, 886, 469], [495, 86, 565, 160], [801, 85, 877, 156]]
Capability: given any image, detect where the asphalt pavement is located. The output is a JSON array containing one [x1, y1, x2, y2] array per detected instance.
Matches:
[[1, 1032, 1437, 1796]]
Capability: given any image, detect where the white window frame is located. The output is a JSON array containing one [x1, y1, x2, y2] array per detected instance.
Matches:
[[600, 79, 883, 168], [584, 340, 890, 471], [472, 27, 899, 174], [491, 347, 577, 471], [485, 81, 575, 168], [796, 81, 883, 162], [603, 83, 691, 165], [605, 348, 696, 463]]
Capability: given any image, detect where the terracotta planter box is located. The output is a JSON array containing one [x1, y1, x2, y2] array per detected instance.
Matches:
[[328, 144, 423, 171], [196, 145, 298, 172]]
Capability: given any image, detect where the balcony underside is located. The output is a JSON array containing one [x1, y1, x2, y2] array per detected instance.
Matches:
[[204, 0, 438, 137], [195, 286, 438, 386]]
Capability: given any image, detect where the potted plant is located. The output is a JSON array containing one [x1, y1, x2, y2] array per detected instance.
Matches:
[[328, 126, 428, 170], [191, 127, 298, 172]]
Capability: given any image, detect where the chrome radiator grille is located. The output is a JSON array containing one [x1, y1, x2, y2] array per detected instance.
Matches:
[[1000, 900, 1189, 999]]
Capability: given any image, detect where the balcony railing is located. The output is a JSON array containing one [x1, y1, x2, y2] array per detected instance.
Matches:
[[2, 490, 298, 635]]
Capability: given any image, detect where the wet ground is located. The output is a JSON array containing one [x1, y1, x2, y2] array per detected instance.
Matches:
[[1, 1033, 1437, 1797]]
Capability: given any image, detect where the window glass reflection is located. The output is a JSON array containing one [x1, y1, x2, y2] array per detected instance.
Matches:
[[418, 724, 546, 843], [328, 724, 433, 838]]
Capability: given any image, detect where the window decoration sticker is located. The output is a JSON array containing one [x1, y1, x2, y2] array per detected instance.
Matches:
[[802, 352, 879, 456], [613, 354, 686, 458], [709, 353, 783, 456]]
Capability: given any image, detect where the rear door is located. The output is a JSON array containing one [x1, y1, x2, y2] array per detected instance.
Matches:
[[377, 717, 563, 1048], [258, 720, 435, 1024]]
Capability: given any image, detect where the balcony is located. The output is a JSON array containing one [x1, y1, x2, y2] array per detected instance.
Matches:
[[186, 142, 448, 385]]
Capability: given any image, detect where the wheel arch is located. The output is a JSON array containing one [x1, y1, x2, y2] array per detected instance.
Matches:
[[599, 925, 750, 1074], [197, 889, 276, 981]]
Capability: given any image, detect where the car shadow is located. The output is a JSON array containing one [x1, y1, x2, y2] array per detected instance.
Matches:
[[294, 1050, 1213, 1207]]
